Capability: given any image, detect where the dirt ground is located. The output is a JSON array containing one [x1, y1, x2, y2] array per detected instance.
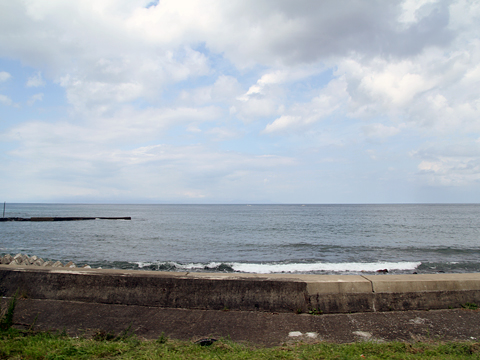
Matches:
[[7, 298, 480, 347]]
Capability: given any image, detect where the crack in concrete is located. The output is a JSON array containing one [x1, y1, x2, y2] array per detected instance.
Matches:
[[360, 275, 376, 312]]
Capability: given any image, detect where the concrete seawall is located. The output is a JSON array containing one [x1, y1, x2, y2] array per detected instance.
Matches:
[[1, 265, 480, 313]]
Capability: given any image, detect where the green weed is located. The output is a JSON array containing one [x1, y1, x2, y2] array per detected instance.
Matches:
[[0, 292, 17, 331], [461, 302, 478, 310], [157, 332, 169, 344], [308, 307, 323, 315]]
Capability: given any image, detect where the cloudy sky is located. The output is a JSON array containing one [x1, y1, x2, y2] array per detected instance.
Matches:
[[0, 0, 479, 203]]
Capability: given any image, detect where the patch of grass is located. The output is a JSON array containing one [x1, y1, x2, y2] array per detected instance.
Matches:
[[156, 332, 168, 344], [308, 308, 323, 315], [461, 302, 478, 310], [0, 293, 17, 331], [1, 328, 480, 359]]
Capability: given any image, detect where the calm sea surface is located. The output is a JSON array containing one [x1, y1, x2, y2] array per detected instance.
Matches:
[[1, 203, 479, 274]]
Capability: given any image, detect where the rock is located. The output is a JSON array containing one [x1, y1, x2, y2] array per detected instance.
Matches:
[[34, 258, 45, 266], [52, 261, 63, 267], [43, 261, 54, 267], [64, 261, 76, 268], [12, 255, 24, 265], [194, 338, 217, 346], [1, 254, 13, 264], [82, 264, 91, 269], [15, 253, 30, 264]]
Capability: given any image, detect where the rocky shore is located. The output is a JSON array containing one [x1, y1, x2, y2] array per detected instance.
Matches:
[[0, 253, 91, 269]]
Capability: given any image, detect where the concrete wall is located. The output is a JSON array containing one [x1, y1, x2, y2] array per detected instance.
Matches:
[[1, 265, 479, 313]]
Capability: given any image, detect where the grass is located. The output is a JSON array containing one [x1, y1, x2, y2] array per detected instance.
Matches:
[[461, 302, 479, 310], [0, 328, 479, 359], [308, 308, 323, 315]]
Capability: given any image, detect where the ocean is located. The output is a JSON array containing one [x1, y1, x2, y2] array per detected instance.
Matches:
[[1, 203, 479, 275]]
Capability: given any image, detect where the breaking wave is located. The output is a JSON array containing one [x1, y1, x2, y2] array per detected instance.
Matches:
[[133, 260, 421, 274]]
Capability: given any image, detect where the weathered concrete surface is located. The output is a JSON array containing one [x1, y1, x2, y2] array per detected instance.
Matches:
[[364, 274, 480, 312], [8, 298, 480, 346], [0, 266, 310, 312], [1, 266, 480, 314], [365, 273, 480, 293]]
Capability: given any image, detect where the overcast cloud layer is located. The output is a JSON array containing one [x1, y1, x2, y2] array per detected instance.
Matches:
[[1, 0, 480, 203]]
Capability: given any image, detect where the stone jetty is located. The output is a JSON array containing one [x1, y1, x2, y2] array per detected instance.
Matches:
[[0, 253, 91, 269], [0, 216, 131, 222]]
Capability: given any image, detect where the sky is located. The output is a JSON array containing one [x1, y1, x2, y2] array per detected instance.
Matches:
[[1, 0, 480, 204]]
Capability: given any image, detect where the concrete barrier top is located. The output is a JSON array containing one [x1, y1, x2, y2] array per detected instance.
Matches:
[[1, 264, 371, 293], [363, 273, 480, 293]]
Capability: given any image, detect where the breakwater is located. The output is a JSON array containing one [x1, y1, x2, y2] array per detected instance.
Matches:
[[0, 216, 131, 222], [1, 253, 91, 269]]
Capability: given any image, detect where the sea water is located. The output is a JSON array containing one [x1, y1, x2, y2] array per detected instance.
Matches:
[[1, 203, 479, 274]]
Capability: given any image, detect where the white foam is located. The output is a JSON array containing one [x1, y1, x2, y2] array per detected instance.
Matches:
[[135, 261, 225, 270], [135, 260, 421, 274], [182, 262, 223, 270], [135, 261, 153, 268], [229, 261, 421, 274]]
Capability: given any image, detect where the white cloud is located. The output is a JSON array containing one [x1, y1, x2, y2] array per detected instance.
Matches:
[[2, 120, 296, 201], [263, 76, 348, 133], [0, 71, 11, 82], [60, 76, 144, 113], [26, 72, 45, 87], [0, 1, 454, 77], [338, 55, 439, 118], [236, 97, 279, 121], [238, 66, 323, 101], [206, 127, 243, 141], [4, 105, 222, 146], [27, 93, 44, 106], [332, 35, 480, 136], [399, 0, 440, 24], [264, 115, 301, 134], [0, 94, 13, 106], [417, 157, 480, 186], [180, 75, 243, 105], [363, 123, 405, 140], [413, 140, 480, 186]]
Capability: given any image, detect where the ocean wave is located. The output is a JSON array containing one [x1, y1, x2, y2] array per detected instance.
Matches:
[[133, 260, 421, 274], [229, 261, 421, 273], [418, 261, 480, 272]]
